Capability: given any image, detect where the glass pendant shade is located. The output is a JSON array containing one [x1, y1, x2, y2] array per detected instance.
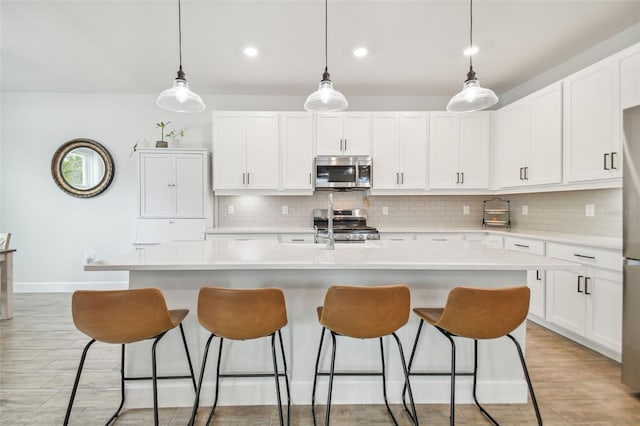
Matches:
[[157, 75, 205, 113], [446, 78, 498, 113], [304, 79, 348, 112]]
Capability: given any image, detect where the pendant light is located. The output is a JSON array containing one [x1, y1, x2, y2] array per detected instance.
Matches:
[[304, 0, 348, 112], [156, 0, 206, 113], [446, 0, 498, 113]]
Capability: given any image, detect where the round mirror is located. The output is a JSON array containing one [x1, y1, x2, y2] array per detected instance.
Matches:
[[51, 139, 115, 198]]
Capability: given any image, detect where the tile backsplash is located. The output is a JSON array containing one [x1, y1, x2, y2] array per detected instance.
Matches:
[[217, 188, 622, 237]]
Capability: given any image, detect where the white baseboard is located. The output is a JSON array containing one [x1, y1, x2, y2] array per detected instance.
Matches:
[[14, 281, 128, 293]]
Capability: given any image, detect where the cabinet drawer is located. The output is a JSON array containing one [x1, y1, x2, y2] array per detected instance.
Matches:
[[134, 218, 205, 244], [206, 233, 279, 241], [380, 233, 415, 241], [547, 242, 622, 271], [415, 233, 464, 244], [279, 234, 315, 243], [485, 235, 504, 249], [504, 237, 545, 256]]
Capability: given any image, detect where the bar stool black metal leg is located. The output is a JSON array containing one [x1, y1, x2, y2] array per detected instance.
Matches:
[[392, 332, 419, 426], [206, 337, 224, 426], [312, 327, 326, 426], [438, 329, 456, 426], [278, 329, 291, 425], [188, 333, 215, 426], [179, 323, 197, 391], [324, 331, 338, 426], [151, 332, 167, 426], [105, 344, 126, 426], [271, 333, 285, 426], [64, 339, 96, 425], [507, 334, 543, 426], [472, 339, 499, 425], [402, 319, 424, 418], [379, 337, 399, 425]]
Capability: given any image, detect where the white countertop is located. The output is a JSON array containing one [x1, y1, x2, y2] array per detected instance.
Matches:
[[205, 226, 621, 250], [86, 239, 580, 272]]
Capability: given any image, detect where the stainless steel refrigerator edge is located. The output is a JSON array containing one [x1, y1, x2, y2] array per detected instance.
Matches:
[[622, 105, 640, 390]]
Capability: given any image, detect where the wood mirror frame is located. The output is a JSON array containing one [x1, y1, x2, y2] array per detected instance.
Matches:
[[51, 139, 115, 198]]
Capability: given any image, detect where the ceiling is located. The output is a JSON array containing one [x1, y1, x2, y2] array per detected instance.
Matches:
[[1, 0, 640, 97]]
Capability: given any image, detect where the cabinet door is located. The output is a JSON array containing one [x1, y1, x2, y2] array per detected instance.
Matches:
[[458, 112, 489, 188], [316, 114, 344, 155], [429, 113, 459, 188], [174, 154, 204, 217], [140, 153, 173, 217], [564, 59, 617, 182], [372, 113, 401, 189], [528, 83, 563, 185], [495, 101, 528, 188], [281, 113, 314, 190], [585, 274, 622, 352], [213, 112, 247, 190], [527, 269, 545, 319], [546, 270, 586, 335], [246, 112, 279, 189], [400, 112, 428, 189], [342, 113, 371, 155], [615, 42, 640, 110]]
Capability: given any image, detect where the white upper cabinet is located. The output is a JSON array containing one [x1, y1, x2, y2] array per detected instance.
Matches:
[[429, 112, 489, 189], [213, 111, 279, 191], [563, 58, 620, 182], [316, 112, 371, 156], [138, 149, 208, 218], [495, 82, 562, 189], [614, 42, 640, 110], [372, 112, 427, 191], [281, 112, 314, 191]]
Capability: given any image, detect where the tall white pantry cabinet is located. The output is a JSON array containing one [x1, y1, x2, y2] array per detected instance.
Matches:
[[134, 148, 212, 245]]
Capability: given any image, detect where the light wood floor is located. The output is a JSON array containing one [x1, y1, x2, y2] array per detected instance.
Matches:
[[1, 293, 639, 425]]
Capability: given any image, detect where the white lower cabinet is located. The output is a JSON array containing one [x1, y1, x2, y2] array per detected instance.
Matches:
[[546, 268, 622, 355], [379, 232, 415, 241], [134, 218, 206, 244], [527, 269, 546, 319]]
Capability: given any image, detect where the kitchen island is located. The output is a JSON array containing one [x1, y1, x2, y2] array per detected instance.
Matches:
[[86, 239, 578, 409]]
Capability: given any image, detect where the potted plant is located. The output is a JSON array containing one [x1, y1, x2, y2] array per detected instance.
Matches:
[[155, 121, 184, 148]]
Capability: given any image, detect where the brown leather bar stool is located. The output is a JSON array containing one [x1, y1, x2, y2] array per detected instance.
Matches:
[[64, 288, 197, 426], [189, 286, 290, 426], [402, 286, 542, 425], [312, 284, 419, 426]]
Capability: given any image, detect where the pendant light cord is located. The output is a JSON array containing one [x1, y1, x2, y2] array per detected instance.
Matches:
[[178, 0, 183, 72], [469, 0, 473, 71], [324, 0, 328, 73]]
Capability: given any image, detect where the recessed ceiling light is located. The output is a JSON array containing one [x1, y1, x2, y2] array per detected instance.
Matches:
[[243, 47, 258, 57], [464, 46, 479, 56], [353, 47, 368, 58]]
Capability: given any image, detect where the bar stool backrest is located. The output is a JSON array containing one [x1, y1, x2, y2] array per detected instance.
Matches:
[[198, 287, 288, 340], [436, 286, 530, 339], [320, 285, 410, 338], [72, 288, 175, 344]]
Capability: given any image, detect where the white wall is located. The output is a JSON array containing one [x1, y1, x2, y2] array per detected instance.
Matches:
[[0, 92, 448, 289]]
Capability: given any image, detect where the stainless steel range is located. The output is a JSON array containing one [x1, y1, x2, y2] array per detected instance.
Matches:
[[313, 208, 380, 243]]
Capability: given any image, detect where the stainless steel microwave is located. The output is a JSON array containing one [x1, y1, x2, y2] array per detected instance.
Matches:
[[315, 156, 372, 190]]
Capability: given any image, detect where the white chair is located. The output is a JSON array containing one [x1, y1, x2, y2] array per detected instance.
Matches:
[[0, 233, 10, 249]]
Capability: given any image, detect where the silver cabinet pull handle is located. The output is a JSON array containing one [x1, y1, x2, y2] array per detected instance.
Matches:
[[340, 139, 343, 151], [604, 153, 610, 170], [536, 270, 541, 280], [611, 152, 617, 170], [401, 172, 404, 184], [456, 172, 460, 184], [519, 167, 524, 180], [309, 173, 312, 185], [243, 172, 246, 185], [524, 167, 528, 180], [577, 275, 584, 293], [396, 173, 399, 184], [344, 139, 347, 151], [585, 276, 592, 295], [247, 173, 250, 185], [460, 172, 464, 184], [515, 244, 530, 249]]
